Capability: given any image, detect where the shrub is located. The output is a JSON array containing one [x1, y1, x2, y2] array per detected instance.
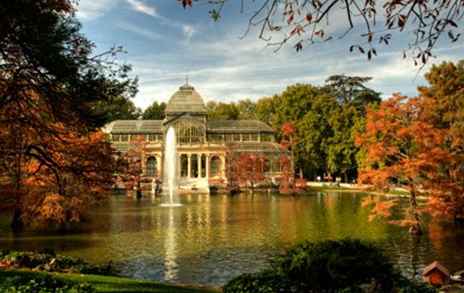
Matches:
[[0, 274, 95, 293], [223, 239, 436, 293], [272, 239, 395, 292], [223, 270, 292, 293], [0, 250, 117, 276]]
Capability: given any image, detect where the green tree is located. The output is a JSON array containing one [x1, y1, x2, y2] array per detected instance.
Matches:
[[143, 101, 166, 120], [97, 96, 141, 121], [327, 105, 360, 182], [255, 97, 276, 125], [236, 99, 257, 119], [296, 92, 338, 179], [258, 84, 338, 178], [325, 75, 381, 110], [206, 101, 240, 119], [0, 0, 137, 129]]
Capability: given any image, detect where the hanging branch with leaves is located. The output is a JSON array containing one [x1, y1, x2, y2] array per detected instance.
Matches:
[[179, 0, 464, 66]]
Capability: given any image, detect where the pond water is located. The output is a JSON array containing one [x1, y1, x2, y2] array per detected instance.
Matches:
[[1, 192, 464, 287]]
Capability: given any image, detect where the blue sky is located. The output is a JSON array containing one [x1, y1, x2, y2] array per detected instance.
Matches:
[[76, 0, 464, 109]]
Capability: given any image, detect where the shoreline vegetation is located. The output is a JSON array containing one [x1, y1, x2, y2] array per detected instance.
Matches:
[[0, 269, 219, 293], [0, 240, 437, 293], [0, 250, 219, 293]]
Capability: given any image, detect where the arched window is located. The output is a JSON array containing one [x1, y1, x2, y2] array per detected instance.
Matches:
[[201, 154, 206, 178], [210, 155, 221, 177], [180, 154, 188, 177], [191, 154, 199, 178], [146, 157, 157, 177]]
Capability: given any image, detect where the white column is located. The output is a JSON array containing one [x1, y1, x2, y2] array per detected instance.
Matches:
[[206, 154, 210, 178], [197, 153, 201, 178], [187, 154, 191, 178], [177, 154, 181, 177]]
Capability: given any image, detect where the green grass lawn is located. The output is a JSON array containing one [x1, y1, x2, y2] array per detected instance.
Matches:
[[0, 269, 220, 293]]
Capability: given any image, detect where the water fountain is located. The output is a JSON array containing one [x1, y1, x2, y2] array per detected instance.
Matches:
[[161, 126, 182, 207]]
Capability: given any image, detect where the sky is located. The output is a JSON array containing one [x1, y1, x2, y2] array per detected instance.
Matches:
[[76, 0, 464, 110]]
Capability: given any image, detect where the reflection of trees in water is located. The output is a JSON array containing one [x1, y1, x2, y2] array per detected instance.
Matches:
[[2, 194, 464, 285], [410, 236, 420, 280]]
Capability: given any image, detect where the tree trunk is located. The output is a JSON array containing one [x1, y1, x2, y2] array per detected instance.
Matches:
[[11, 152, 24, 232], [11, 206, 24, 232], [409, 186, 423, 235]]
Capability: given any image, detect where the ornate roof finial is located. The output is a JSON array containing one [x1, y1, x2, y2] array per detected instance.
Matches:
[[185, 75, 189, 86]]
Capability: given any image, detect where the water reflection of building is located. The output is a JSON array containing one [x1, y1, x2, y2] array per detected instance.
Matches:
[[104, 82, 284, 193]]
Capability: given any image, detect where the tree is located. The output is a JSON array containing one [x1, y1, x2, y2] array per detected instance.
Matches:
[[0, 0, 137, 129], [226, 145, 266, 192], [325, 75, 381, 110], [254, 83, 365, 180], [180, 0, 463, 65], [255, 97, 276, 125], [357, 61, 464, 230], [236, 99, 257, 119], [120, 135, 149, 197], [143, 101, 166, 120], [327, 104, 360, 182], [96, 96, 141, 122], [356, 95, 449, 234], [206, 101, 240, 119], [0, 0, 136, 230], [417, 61, 464, 222], [294, 88, 338, 179], [203, 81, 375, 181], [0, 118, 116, 229], [279, 122, 297, 193]]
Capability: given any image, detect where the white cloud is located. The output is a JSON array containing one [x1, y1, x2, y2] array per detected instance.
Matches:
[[75, 0, 118, 20], [182, 25, 196, 40], [116, 21, 162, 41], [120, 17, 464, 109], [126, 0, 158, 17]]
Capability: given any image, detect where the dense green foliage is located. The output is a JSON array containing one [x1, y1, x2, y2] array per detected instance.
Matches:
[[143, 101, 166, 120], [0, 269, 215, 293], [0, 250, 117, 276], [206, 99, 257, 120], [223, 270, 291, 293], [0, 0, 138, 129], [207, 76, 380, 180], [97, 96, 141, 121], [1, 274, 95, 293], [272, 239, 395, 291], [224, 239, 435, 293]]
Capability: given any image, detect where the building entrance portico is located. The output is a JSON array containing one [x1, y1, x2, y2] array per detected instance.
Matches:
[[176, 150, 225, 193]]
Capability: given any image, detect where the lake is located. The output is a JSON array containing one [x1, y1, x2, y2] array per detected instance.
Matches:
[[1, 191, 464, 287]]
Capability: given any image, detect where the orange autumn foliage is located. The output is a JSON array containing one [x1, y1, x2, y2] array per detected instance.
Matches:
[[356, 95, 450, 232], [0, 90, 116, 229], [357, 87, 464, 230], [9, 130, 115, 228], [361, 196, 398, 222]]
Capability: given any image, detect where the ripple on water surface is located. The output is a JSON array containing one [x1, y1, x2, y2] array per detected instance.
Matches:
[[1, 192, 464, 287]]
